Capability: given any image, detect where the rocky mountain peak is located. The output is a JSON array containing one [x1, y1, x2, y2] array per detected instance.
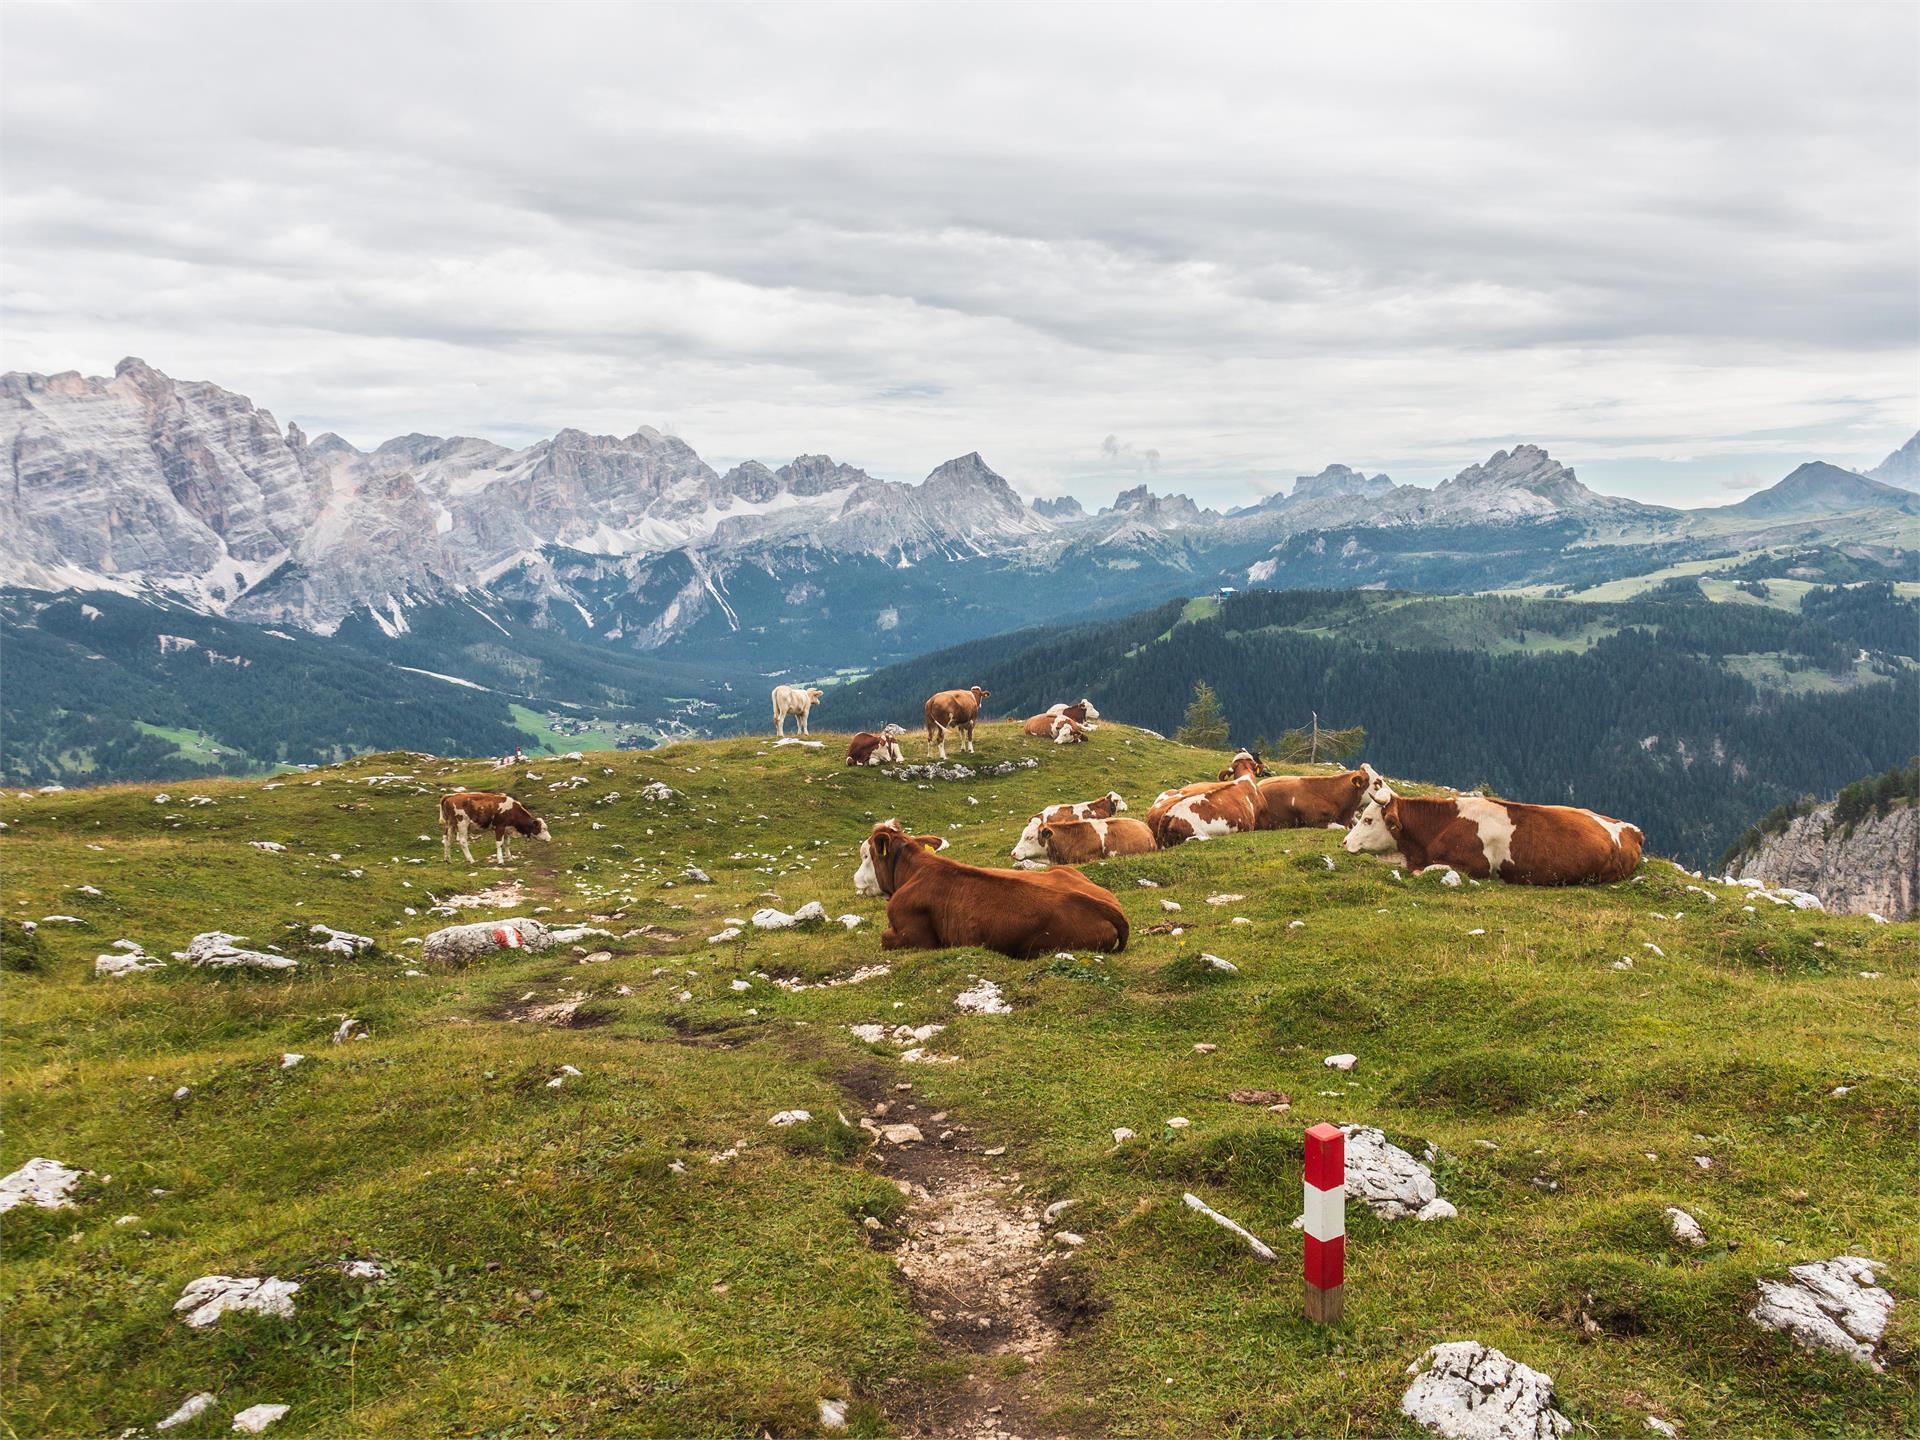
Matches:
[[778, 454, 871, 497], [1867, 430, 1920, 493], [1292, 464, 1396, 503], [1103, 484, 1212, 527], [1031, 494, 1085, 519]]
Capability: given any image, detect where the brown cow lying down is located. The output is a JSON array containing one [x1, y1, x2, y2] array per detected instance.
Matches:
[[925, 686, 991, 758], [846, 730, 905, 766], [1046, 698, 1100, 723], [863, 820, 1129, 958], [441, 792, 552, 865], [1257, 763, 1389, 829], [1149, 751, 1270, 846], [1022, 702, 1091, 737], [1035, 817, 1158, 864], [1344, 794, 1644, 884], [853, 831, 946, 896], [1010, 792, 1128, 859]]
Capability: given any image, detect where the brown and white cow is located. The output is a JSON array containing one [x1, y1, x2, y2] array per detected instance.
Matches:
[[1034, 816, 1158, 864], [862, 820, 1129, 958], [1049, 715, 1089, 745], [772, 684, 825, 736], [1011, 792, 1129, 859], [1023, 702, 1092, 737], [925, 686, 990, 758], [440, 792, 552, 865], [1343, 794, 1644, 884], [1046, 698, 1101, 724], [846, 730, 905, 767], [1256, 763, 1389, 830], [853, 831, 947, 896], [1148, 751, 1271, 847]]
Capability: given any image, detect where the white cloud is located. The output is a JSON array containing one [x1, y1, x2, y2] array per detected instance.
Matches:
[[1, 2, 1914, 507]]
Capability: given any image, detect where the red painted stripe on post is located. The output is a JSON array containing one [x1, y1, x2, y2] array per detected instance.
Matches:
[[1304, 1123, 1344, 1191], [1304, 1233, 1345, 1291]]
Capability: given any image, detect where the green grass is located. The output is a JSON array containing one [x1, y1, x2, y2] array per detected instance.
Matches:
[[133, 721, 253, 768], [2, 731, 1914, 1437], [507, 704, 626, 756]]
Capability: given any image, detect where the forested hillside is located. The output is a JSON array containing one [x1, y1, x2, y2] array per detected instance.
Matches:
[[831, 585, 1920, 868]]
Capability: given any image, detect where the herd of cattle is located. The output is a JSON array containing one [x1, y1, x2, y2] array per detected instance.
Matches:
[[439, 685, 1648, 963]]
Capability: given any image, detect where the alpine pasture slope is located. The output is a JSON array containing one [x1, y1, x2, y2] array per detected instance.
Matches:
[[1, 727, 1913, 1438]]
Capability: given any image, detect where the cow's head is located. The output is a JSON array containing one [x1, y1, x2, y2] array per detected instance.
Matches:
[[1105, 791, 1127, 812], [1050, 716, 1086, 744], [506, 800, 553, 841], [1359, 762, 1394, 807], [808, 688, 825, 705], [1221, 750, 1268, 782], [1011, 814, 1049, 860], [1077, 698, 1101, 721], [970, 686, 991, 702], [1344, 799, 1399, 854], [856, 823, 945, 894]]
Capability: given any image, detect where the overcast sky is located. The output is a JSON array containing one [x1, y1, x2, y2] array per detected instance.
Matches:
[[3, 3, 1915, 508]]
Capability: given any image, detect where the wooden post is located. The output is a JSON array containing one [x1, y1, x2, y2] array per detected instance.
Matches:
[[1303, 1122, 1345, 1323]]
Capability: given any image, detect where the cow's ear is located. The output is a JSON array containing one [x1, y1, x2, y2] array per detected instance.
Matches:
[[873, 836, 888, 857], [1352, 773, 1366, 788]]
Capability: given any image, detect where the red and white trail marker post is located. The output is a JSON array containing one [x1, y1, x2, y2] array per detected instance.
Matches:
[[1303, 1122, 1345, 1324]]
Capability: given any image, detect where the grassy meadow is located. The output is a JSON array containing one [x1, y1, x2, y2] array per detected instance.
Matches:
[[1, 726, 1913, 1438]]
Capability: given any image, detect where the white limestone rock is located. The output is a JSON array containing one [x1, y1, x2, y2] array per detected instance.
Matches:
[[1343, 1125, 1455, 1221], [231, 1404, 290, 1434], [420, 916, 552, 964], [1664, 1206, 1707, 1247], [0, 1157, 89, 1212], [1401, 1341, 1571, 1440], [173, 1275, 301, 1328], [954, 979, 1011, 1014], [1749, 1256, 1893, 1370], [156, 1392, 218, 1431]]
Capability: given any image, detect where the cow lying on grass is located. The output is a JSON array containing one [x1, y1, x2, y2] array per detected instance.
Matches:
[[1149, 751, 1270, 846], [440, 792, 552, 865], [1344, 794, 1644, 884], [862, 820, 1129, 958], [1257, 764, 1390, 829], [846, 730, 905, 766], [1011, 792, 1129, 859], [1032, 816, 1157, 864], [1022, 702, 1093, 738]]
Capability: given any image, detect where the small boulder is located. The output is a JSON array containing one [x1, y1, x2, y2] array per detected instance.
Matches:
[[1749, 1256, 1893, 1370], [1401, 1341, 1570, 1440], [1664, 1207, 1706, 1247], [0, 1157, 89, 1213], [231, 1404, 290, 1434], [173, 1275, 301, 1329]]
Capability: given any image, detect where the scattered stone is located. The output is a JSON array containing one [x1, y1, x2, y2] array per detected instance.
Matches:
[[1053, 1231, 1085, 1248], [174, 1086, 192, 1101], [175, 932, 298, 972], [249, 841, 287, 853], [707, 927, 742, 943], [1342, 1125, 1456, 1221], [1112, 1128, 1135, 1144], [280, 1053, 305, 1070], [954, 979, 1011, 1015], [308, 924, 373, 956], [1200, 952, 1238, 973], [1160, 899, 1182, 912], [818, 1398, 848, 1431], [1229, 1088, 1288, 1106], [420, 917, 553, 964], [1287, 919, 1306, 930], [95, 947, 166, 976], [730, 978, 751, 992], [1166, 1116, 1190, 1130], [231, 1404, 290, 1434], [337, 1259, 387, 1279], [331, 1017, 365, 1044], [173, 1275, 301, 1328], [685, 865, 712, 883], [769, 1110, 813, 1126], [1044, 1199, 1078, 1223], [156, 1392, 217, 1431], [1692, 1154, 1712, 1170], [751, 901, 829, 929], [1193, 1042, 1217, 1054], [639, 781, 679, 802], [1749, 1256, 1893, 1369], [440, 879, 526, 909], [0, 1157, 88, 1212], [1646, 1420, 1677, 1438], [1664, 1207, 1706, 1247], [1401, 1341, 1570, 1440], [1205, 893, 1247, 905], [1324, 1053, 1357, 1071]]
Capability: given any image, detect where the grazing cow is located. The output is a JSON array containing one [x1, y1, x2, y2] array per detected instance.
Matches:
[[846, 730, 905, 767], [1148, 751, 1271, 847], [853, 831, 947, 896], [772, 684, 825, 736], [1011, 792, 1129, 859], [862, 820, 1128, 958], [1256, 763, 1390, 830], [440, 792, 552, 865], [1022, 702, 1090, 737], [1046, 698, 1101, 724], [924, 686, 991, 758], [1034, 817, 1158, 864], [1343, 794, 1644, 884]]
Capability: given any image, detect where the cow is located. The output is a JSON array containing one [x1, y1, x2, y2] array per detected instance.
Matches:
[[1148, 751, 1271, 847], [861, 820, 1129, 958], [1046, 698, 1101, 724], [772, 684, 825, 736], [1256, 763, 1390, 830], [853, 831, 947, 896], [1011, 792, 1129, 859], [1049, 715, 1089, 745], [1343, 794, 1645, 885], [440, 792, 552, 865], [924, 686, 990, 758], [1022, 702, 1091, 737], [1033, 817, 1158, 864], [846, 730, 905, 767]]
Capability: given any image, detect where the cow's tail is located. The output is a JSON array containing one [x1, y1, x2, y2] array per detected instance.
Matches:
[[1099, 901, 1130, 954]]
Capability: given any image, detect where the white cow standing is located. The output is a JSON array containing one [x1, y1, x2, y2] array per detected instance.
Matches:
[[772, 684, 825, 736]]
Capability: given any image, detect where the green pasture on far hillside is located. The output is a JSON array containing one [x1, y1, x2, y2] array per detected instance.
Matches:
[[1, 727, 1913, 1438]]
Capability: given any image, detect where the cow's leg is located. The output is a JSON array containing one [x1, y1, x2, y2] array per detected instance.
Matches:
[[1428, 820, 1493, 878], [442, 817, 453, 863], [880, 906, 939, 951], [774, 706, 786, 737], [927, 721, 946, 759], [962, 722, 975, 753], [494, 827, 510, 865], [799, 707, 809, 736], [457, 817, 477, 866]]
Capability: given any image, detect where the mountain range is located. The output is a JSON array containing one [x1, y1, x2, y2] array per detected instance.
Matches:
[[6, 359, 1915, 656]]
